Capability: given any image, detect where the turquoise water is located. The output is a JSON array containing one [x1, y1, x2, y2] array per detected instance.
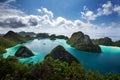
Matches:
[[3, 39, 120, 73]]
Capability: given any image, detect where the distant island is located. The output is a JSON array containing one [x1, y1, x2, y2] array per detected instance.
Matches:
[[0, 30, 120, 54]]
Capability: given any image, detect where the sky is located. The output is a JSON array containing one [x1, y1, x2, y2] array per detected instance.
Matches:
[[0, 0, 120, 41]]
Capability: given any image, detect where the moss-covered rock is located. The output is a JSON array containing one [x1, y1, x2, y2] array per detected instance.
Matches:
[[46, 45, 79, 64], [15, 46, 34, 57], [67, 31, 101, 53]]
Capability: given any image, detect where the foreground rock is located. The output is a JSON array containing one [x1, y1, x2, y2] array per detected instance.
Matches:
[[67, 31, 101, 53], [15, 46, 34, 57], [46, 45, 79, 64]]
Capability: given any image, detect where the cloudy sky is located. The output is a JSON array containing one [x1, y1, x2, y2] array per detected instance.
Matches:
[[0, 0, 120, 41]]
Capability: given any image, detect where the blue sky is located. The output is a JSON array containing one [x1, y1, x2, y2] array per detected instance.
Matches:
[[10, 0, 120, 23], [0, 0, 120, 40]]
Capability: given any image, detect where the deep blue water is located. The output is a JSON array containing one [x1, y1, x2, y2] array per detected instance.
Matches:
[[3, 39, 120, 74]]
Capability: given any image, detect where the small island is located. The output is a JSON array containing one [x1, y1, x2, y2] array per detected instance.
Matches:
[[46, 45, 79, 64], [92, 37, 113, 46], [15, 46, 34, 58], [67, 31, 101, 53]]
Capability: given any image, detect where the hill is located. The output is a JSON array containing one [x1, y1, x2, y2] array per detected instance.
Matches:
[[46, 45, 79, 64], [92, 37, 113, 46], [15, 46, 34, 57], [3, 31, 28, 43], [67, 31, 101, 53], [0, 31, 31, 54]]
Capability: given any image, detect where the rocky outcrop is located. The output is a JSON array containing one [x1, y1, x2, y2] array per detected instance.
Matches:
[[46, 45, 79, 64], [15, 46, 34, 57], [67, 31, 101, 53]]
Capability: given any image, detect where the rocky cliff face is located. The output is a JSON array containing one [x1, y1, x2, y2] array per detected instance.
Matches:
[[46, 45, 79, 64], [67, 31, 101, 53], [15, 46, 34, 57]]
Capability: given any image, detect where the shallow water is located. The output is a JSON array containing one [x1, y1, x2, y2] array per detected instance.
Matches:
[[3, 39, 120, 73]]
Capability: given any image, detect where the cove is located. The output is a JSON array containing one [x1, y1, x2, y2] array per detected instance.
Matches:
[[3, 39, 120, 74]]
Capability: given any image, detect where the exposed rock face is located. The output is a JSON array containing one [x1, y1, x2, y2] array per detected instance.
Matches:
[[67, 31, 101, 53], [15, 46, 34, 57], [46, 45, 79, 64]]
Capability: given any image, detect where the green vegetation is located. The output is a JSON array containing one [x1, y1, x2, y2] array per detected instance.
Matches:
[[46, 45, 79, 64], [55, 35, 68, 40], [36, 33, 68, 40], [67, 31, 101, 53], [0, 55, 120, 80], [92, 37, 113, 46], [92, 37, 120, 47], [36, 33, 49, 39], [49, 34, 68, 40], [113, 40, 120, 47], [0, 31, 32, 54], [49, 34, 56, 40], [0, 46, 6, 53], [1, 31, 120, 79], [3, 31, 29, 43], [0, 36, 17, 54], [15, 46, 34, 57]]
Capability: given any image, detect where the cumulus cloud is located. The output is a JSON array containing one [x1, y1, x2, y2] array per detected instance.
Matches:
[[102, 1, 113, 15], [114, 5, 120, 15], [0, 0, 120, 41], [81, 1, 120, 22], [81, 11, 96, 22], [38, 8, 53, 18]]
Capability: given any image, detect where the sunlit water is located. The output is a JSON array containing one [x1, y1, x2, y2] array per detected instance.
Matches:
[[3, 39, 120, 73]]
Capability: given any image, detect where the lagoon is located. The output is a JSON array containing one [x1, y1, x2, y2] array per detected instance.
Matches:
[[3, 39, 120, 74]]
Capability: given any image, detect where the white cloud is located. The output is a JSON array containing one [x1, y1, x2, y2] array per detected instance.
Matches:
[[38, 8, 53, 18], [81, 1, 120, 22], [0, 0, 25, 18], [114, 5, 120, 15], [81, 11, 96, 22], [4, 0, 16, 4], [102, 1, 113, 15], [96, 8, 103, 16]]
